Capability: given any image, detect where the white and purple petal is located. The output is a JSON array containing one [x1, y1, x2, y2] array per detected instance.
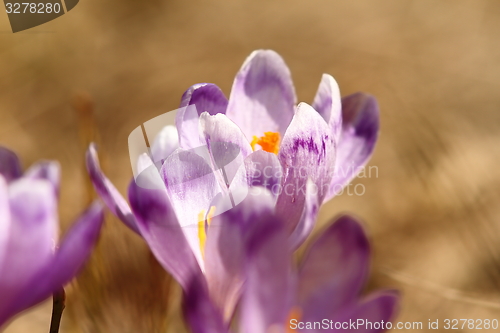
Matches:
[[161, 148, 223, 270], [226, 50, 296, 140], [0, 201, 104, 326], [199, 112, 253, 189], [128, 179, 203, 290], [86, 144, 140, 234], [276, 103, 336, 233], [204, 188, 276, 321], [312, 73, 342, 146], [323, 93, 379, 203], [0, 178, 58, 314], [177, 84, 228, 150], [288, 180, 319, 251]]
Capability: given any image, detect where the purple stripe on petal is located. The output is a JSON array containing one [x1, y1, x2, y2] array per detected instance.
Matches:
[[0, 202, 104, 325], [24, 161, 61, 196], [226, 50, 296, 140], [183, 277, 229, 333], [298, 215, 370, 315], [323, 93, 380, 203], [129, 180, 203, 291], [239, 214, 292, 333], [288, 180, 319, 251], [276, 103, 336, 234], [312, 74, 342, 146], [0, 146, 22, 182], [86, 144, 140, 234], [177, 84, 228, 150]]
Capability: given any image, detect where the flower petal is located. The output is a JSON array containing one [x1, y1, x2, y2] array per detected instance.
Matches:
[[312, 74, 342, 145], [298, 215, 370, 313], [276, 103, 336, 233], [128, 179, 203, 290], [180, 83, 228, 116], [86, 144, 140, 234], [24, 161, 61, 196], [199, 112, 253, 189], [0, 146, 22, 182], [239, 214, 292, 333], [288, 180, 319, 251], [323, 93, 379, 203], [230, 150, 283, 199], [226, 50, 296, 140], [183, 277, 229, 333], [204, 188, 276, 321], [161, 148, 223, 270], [0, 202, 104, 327], [150, 125, 179, 165], [177, 84, 228, 149], [0, 179, 58, 312]]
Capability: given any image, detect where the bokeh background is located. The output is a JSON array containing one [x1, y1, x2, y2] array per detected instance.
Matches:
[[1, 0, 500, 332]]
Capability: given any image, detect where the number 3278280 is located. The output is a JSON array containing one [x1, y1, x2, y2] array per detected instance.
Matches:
[[5, 3, 61, 14]]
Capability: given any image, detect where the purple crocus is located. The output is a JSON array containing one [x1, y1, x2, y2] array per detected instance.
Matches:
[[86, 50, 379, 321], [0, 147, 104, 329], [183, 198, 399, 333]]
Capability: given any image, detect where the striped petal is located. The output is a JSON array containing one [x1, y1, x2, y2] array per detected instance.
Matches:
[[226, 50, 296, 140], [323, 93, 379, 203]]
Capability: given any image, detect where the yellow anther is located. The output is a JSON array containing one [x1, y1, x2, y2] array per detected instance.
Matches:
[[198, 206, 217, 259], [250, 131, 281, 155]]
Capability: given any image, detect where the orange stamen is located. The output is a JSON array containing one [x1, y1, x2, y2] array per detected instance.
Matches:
[[250, 131, 281, 155]]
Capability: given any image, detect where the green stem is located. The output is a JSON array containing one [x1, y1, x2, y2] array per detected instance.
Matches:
[[49, 288, 66, 333]]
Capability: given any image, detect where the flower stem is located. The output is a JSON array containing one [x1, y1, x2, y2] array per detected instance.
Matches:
[[49, 288, 66, 333]]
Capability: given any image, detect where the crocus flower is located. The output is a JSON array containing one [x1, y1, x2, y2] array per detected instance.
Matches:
[[86, 49, 379, 321], [0, 147, 104, 329], [183, 199, 399, 333]]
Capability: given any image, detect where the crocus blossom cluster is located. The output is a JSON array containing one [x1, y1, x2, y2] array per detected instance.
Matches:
[[0, 147, 104, 329], [183, 192, 398, 333], [86, 49, 382, 324]]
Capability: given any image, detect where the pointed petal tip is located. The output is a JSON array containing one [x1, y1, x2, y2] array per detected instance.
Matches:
[[0, 146, 22, 182], [85, 144, 140, 234]]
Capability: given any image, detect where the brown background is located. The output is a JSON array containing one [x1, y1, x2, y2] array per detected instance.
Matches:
[[1, 0, 500, 332]]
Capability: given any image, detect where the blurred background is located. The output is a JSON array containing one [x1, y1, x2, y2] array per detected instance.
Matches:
[[1, 0, 500, 332]]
